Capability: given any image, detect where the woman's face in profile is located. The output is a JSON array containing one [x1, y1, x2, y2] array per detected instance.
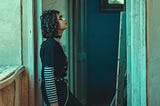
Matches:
[[57, 14, 67, 30]]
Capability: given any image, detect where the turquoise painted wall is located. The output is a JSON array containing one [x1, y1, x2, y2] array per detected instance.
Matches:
[[0, 0, 21, 65]]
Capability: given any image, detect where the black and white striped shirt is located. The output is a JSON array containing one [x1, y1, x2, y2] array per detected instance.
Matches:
[[44, 66, 58, 103]]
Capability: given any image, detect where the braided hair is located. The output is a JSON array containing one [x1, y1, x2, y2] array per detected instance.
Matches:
[[40, 10, 59, 38]]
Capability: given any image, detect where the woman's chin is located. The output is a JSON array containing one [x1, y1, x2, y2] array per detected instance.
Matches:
[[64, 26, 68, 29]]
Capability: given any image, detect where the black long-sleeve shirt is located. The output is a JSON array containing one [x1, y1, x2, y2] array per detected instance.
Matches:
[[40, 38, 68, 104]]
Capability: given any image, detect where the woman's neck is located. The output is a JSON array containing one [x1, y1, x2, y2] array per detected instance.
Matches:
[[57, 29, 64, 37], [54, 37, 60, 43]]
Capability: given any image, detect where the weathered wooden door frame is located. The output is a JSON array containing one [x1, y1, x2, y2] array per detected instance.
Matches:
[[35, 0, 43, 106], [126, 0, 147, 106], [21, 0, 36, 105], [68, 0, 87, 105]]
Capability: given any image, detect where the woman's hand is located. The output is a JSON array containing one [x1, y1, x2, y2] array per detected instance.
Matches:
[[50, 102, 59, 106]]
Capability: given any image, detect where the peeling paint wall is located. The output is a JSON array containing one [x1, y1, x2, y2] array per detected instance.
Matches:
[[148, 0, 160, 105], [0, 0, 21, 65]]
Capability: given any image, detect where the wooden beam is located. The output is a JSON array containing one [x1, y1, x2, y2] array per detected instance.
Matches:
[[27, 0, 35, 105], [21, 69, 29, 106], [126, 0, 147, 106], [36, 0, 43, 105]]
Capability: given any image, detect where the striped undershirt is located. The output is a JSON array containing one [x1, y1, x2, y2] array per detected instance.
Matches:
[[44, 66, 58, 103]]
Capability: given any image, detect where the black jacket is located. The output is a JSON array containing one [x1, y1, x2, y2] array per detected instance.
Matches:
[[40, 38, 68, 78]]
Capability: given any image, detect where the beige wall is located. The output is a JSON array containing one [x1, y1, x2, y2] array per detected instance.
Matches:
[[147, 0, 160, 105], [0, 0, 21, 65]]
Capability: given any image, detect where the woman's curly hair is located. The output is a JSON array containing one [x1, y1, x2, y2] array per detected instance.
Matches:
[[40, 10, 59, 38]]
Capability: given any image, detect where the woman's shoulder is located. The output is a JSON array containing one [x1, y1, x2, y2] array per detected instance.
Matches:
[[41, 38, 54, 45], [41, 38, 59, 48]]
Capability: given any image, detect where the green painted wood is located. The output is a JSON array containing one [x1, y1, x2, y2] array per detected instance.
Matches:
[[79, 0, 87, 104], [36, 0, 43, 106], [27, 0, 35, 105], [126, 0, 146, 106], [68, 0, 74, 93], [115, 11, 126, 106], [68, 0, 87, 104]]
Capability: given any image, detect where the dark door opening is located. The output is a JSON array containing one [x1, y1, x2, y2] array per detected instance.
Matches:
[[86, 0, 120, 105], [69, 0, 120, 105]]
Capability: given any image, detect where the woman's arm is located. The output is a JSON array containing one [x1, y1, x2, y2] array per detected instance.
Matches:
[[42, 43, 58, 104], [41, 41, 58, 106], [44, 66, 58, 103]]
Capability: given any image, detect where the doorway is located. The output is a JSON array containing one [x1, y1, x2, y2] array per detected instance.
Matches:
[[86, 0, 120, 105], [69, 0, 120, 105]]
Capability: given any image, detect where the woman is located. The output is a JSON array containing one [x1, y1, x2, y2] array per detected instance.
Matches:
[[40, 10, 83, 106]]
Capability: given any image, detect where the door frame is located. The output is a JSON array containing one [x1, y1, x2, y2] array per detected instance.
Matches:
[[126, 0, 147, 105], [35, 0, 43, 105], [22, 0, 36, 105], [68, 0, 87, 105], [68, 0, 147, 105]]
